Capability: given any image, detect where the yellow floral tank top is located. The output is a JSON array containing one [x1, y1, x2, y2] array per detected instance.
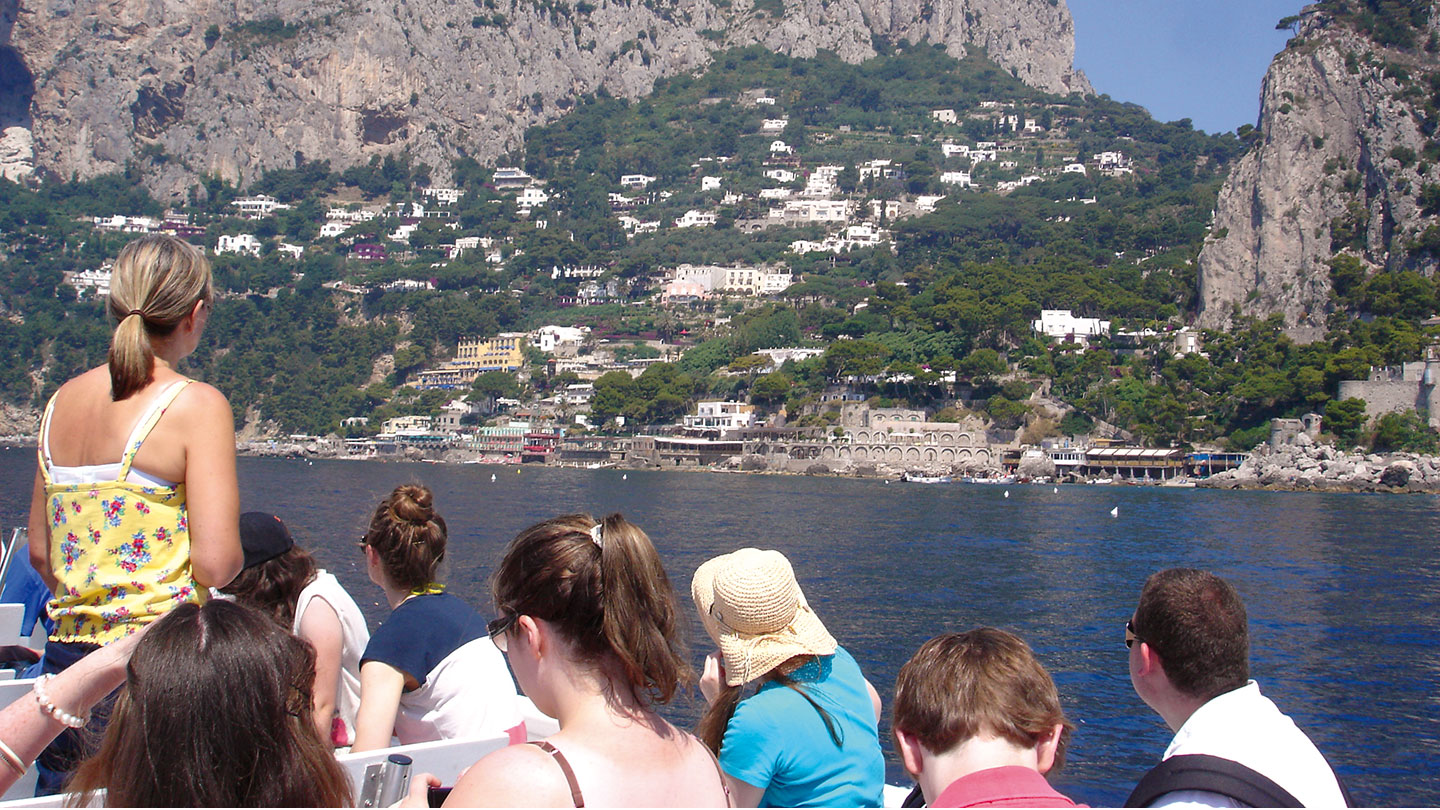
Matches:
[[39, 380, 205, 644]]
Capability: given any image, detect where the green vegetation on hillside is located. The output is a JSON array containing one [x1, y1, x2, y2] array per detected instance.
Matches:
[[1, 42, 1436, 450]]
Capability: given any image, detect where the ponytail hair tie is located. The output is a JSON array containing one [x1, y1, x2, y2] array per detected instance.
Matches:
[[589, 523, 603, 548], [127, 310, 145, 319]]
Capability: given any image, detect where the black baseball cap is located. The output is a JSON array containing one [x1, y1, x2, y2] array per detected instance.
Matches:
[[239, 512, 295, 569]]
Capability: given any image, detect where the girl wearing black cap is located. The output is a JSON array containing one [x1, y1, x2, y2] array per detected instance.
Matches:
[[221, 512, 370, 747]]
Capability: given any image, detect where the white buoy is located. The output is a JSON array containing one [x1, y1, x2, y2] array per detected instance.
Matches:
[[1003, 490, 1010, 498], [491, 474, 497, 482], [623, 473, 628, 480], [1110, 506, 1119, 518], [1053, 486, 1058, 493]]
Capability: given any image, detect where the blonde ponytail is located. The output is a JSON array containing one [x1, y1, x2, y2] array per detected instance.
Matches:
[[106, 235, 213, 400]]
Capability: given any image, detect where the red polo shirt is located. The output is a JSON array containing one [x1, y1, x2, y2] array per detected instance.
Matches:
[[931, 765, 1085, 808]]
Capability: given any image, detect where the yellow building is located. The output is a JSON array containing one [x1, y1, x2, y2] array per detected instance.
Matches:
[[417, 332, 527, 390]]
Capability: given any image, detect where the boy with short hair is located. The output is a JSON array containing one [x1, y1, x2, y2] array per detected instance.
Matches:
[[892, 628, 1083, 808]]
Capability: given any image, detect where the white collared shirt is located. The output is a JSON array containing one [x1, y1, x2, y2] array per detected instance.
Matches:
[[1152, 680, 1345, 808]]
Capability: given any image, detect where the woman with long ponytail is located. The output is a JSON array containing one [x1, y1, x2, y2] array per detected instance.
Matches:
[[418, 513, 729, 807], [25, 234, 242, 793]]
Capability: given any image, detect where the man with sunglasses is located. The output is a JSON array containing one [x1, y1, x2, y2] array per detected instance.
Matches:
[[1123, 568, 1351, 808]]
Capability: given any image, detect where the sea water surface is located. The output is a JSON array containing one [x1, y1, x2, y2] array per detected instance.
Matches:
[[2, 450, 1437, 806]]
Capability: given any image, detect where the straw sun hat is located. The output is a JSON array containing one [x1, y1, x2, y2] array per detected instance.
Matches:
[[691, 548, 837, 687]]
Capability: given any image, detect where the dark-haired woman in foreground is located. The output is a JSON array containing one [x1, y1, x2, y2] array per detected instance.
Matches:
[[421, 513, 728, 807], [67, 599, 353, 806], [351, 484, 522, 752]]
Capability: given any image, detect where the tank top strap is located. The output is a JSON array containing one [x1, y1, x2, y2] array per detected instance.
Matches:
[[36, 390, 61, 485], [529, 741, 584, 808], [117, 379, 193, 480], [696, 735, 733, 807]]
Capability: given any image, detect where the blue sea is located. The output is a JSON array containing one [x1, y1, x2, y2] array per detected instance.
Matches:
[[2, 450, 1436, 806]]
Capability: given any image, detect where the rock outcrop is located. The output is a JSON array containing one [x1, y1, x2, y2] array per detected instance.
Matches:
[[1197, 4, 1439, 339], [4, 0, 1089, 198], [1203, 441, 1440, 493]]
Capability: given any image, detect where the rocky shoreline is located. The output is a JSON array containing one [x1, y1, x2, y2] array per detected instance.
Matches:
[[1200, 442, 1440, 494], [3, 435, 1436, 494]]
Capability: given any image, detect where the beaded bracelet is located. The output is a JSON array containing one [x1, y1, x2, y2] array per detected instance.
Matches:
[[0, 737, 25, 778], [33, 674, 89, 729]]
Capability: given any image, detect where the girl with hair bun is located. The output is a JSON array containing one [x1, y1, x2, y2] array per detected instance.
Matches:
[[26, 233, 241, 792], [351, 483, 523, 752], [419, 513, 729, 807]]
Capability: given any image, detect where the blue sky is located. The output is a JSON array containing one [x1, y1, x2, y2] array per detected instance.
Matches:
[[1066, 0, 1307, 134]]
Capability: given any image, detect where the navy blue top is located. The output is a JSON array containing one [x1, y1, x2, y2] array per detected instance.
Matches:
[[361, 592, 487, 689]]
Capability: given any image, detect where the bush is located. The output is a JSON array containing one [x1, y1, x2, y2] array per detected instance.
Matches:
[[1325, 397, 1368, 446], [1372, 410, 1439, 453]]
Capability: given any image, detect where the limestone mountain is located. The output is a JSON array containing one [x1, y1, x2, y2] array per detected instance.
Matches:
[[1198, 0, 1440, 338], [0, 0, 1089, 199]]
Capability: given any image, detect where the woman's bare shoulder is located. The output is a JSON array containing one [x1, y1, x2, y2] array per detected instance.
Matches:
[[50, 367, 109, 403], [166, 379, 233, 425], [445, 743, 572, 807]]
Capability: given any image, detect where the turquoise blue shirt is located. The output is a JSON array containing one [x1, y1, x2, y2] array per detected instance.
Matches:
[[718, 646, 884, 808]]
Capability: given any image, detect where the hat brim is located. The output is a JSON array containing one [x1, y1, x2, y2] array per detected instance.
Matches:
[[691, 553, 730, 647], [692, 549, 838, 686], [716, 602, 836, 686]]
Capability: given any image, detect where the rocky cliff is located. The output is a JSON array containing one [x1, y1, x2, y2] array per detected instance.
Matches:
[[1197, 3, 1440, 338], [0, 0, 1089, 198]]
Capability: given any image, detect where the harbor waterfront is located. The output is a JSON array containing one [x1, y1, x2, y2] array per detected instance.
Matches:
[[1, 449, 1437, 806]]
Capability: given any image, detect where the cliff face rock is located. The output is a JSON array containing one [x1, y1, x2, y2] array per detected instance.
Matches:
[[2, 0, 1088, 199], [1198, 5, 1439, 338]]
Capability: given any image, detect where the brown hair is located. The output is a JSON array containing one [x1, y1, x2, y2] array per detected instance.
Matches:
[[361, 484, 446, 592], [67, 600, 353, 807], [1133, 568, 1249, 702], [219, 547, 319, 627], [892, 628, 1073, 770], [492, 513, 691, 706], [696, 654, 841, 754], [106, 234, 213, 400]]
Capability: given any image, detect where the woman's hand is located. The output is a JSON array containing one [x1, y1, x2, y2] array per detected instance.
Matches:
[[393, 772, 440, 808], [700, 651, 726, 704]]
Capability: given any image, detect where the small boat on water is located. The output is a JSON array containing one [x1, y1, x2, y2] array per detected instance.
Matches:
[[902, 472, 951, 484], [963, 474, 1016, 485]]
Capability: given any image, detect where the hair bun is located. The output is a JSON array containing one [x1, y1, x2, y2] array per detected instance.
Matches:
[[390, 484, 435, 524]]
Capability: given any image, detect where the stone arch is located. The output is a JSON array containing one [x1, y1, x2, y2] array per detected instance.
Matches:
[[855, 447, 869, 460], [940, 432, 953, 443], [940, 448, 955, 461], [839, 447, 851, 459], [924, 448, 936, 461], [906, 447, 921, 461], [959, 433, 972, 444], [822, 446, 836, 458], [958, 449, 972, 460], [888, 448, 903, 462]]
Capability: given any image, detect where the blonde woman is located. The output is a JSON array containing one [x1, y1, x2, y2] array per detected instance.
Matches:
[[26, 234, 241, 792]]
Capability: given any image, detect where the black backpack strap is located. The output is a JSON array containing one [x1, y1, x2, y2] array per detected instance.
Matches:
[[1124, 754, 1304, 808], [899, 784, 926, 808]]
